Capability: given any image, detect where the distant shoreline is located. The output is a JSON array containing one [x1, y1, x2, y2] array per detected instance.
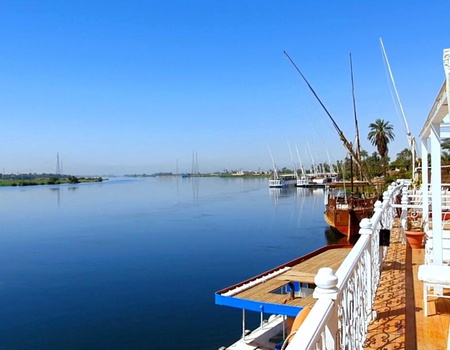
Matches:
[[0, 175, 104, 187], [124, 173, 271, 178]]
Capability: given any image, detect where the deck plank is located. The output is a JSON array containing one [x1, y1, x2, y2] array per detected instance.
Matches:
[[364, 222, 450, 349], [232, 248, 351, 308]]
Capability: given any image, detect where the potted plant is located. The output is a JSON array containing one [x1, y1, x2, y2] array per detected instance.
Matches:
[[404, 216, 425, 248]]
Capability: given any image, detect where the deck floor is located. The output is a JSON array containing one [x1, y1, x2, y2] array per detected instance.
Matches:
[[233, 248, 351, 308], [364, 222, 450, 349]]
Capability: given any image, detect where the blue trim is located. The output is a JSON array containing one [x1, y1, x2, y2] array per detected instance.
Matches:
[[215, 293, 303, 317]]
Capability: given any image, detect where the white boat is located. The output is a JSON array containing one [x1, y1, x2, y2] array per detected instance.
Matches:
[[269, 174, 297, 188], [296, 177, 311, 187], [267, 145, 296, 188]]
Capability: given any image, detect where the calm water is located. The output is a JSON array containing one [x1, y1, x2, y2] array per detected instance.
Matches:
[[0, 177, 338, 349]]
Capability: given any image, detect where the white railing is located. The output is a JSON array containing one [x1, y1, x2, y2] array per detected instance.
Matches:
[[286, 180, 406, 350]]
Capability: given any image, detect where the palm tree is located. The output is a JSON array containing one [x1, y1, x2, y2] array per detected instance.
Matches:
[[368, 119, 395, 177], [442, 138, 450, 151]]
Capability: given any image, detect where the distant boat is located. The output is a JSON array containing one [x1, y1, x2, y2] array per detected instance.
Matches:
[[296, 177, 311, 187], [269, 173, 297, 188], [293, 144, 314, 188], [267, 144, 296, 188], [308, 176, 328, 188], [181, 173, 189, 178]]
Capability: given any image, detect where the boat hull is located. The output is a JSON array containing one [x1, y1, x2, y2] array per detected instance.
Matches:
[[324, 197, 375, 238]]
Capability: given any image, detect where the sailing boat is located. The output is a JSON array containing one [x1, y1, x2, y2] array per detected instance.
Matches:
[[267, 145, 297, 188], [306, 142, 328, 187], [324, 179, 375, 238], [284, 51, 377, 240], [295, 144, 311, 187]]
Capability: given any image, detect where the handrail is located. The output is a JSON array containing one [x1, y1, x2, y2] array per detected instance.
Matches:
[[286, 180, 406, 350]]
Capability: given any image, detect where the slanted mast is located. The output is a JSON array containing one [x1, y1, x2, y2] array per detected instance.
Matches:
[[283, 50, 372, 185]]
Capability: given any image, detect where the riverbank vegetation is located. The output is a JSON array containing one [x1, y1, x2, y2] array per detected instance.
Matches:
[[0, 174, 104, 187]]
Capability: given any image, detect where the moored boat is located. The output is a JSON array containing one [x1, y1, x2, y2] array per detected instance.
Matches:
[[268, 145, 297, 188], [215, 245, 352, 349], [269, 174, 297, 188], [296, 177, 311, 187], [324, 181, 377, 239]]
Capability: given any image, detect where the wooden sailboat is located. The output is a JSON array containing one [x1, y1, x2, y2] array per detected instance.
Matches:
[[324, 181, 375, 238], [284, 51, 377, 240]]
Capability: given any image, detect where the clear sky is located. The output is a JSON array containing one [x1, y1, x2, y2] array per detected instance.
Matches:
[[0, 1, 449, 175]]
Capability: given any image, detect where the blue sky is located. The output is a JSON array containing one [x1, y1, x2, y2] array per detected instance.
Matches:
[[0, 1, 449, 175]]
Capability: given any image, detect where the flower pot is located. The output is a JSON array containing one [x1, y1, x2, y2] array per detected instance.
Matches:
[[404, 230, 425, 249]]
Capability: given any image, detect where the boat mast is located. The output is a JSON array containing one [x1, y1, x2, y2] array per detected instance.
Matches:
[[295, 145, 306, 178], [306, 142, 317, 177], [325, 147, 335, 176], [350, 53, 362, 182], [379, 38, 417, 177], [288, 142, 299, 180], [267, 144, 279, 180], [284, 51, 372, 185]]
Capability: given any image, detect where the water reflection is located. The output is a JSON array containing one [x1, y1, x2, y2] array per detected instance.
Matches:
[[269, 187, 297, 211], [269, 186, 324, 206], [324, 227, 360, 245], [269, 186, 324, 199], [48, 186, 79, 208], [269, 187, 294, 200], [191, 177, 200, 202], [49, 187, 62, 208]]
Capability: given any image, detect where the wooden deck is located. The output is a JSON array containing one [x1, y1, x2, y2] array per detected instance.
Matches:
[[364, 222, 450, 349], [233, 248, 352, 309]]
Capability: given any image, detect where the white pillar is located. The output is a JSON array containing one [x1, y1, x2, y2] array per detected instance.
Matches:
[[421, 136, 429, 230], [242, 309, 246, 339], [430, 122, 443, 265]]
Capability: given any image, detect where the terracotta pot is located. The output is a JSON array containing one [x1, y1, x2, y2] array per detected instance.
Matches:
[[404, 230, 425, 249]]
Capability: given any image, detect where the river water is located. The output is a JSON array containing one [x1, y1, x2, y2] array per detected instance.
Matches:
[[0, 176, 341, 349]]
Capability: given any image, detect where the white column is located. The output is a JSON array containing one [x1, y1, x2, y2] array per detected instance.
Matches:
[[430, 122, 443, 265], [242, 309, 246, 339], [421, 137, 429, 229]]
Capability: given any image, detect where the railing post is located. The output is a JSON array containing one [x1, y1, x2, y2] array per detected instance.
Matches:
[[359, 218, 376, 321], [313, 268, 339, 349], [313, 267, 338, 299], [382, 190, 390, 226]]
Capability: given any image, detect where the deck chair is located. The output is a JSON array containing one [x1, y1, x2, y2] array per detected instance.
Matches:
[[424, 235, 450, 264], [425, 219, 450, 264], [418, 264, 450, 316]]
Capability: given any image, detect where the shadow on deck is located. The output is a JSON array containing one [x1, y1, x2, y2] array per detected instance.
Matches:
[[364, 224, 450, 349]]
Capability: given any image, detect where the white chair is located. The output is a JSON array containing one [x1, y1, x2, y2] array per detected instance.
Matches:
[[424, 234, 450, 264], [418, 264, 450, 316], [425, 218, 450, 264]]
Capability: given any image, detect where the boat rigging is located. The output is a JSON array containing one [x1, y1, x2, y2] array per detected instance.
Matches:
[[283, 50, 372, 186], [379, 38, 417, 176]]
